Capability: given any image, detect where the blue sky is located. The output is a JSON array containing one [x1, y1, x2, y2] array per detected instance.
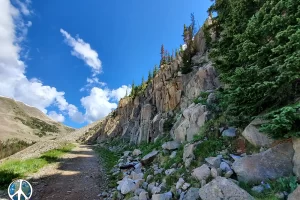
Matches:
[[0, 0, 212, 128]]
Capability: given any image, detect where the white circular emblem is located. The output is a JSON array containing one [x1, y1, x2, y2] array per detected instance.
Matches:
[[8, 179, 33, 200]]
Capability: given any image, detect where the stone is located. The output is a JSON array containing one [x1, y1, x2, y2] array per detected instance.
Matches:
[[288, 185, 300, 200], [162, 141, 181, 150], [124, 151, 131, 156], [165, 168, 176, 176], [183, 143, 195, 168], [232, 142, 294, 184], [201, 180, 206, 187], [133, 149, 142, 156], [211, 168, 218, 178], [207, 92, 216, 104], [182, 183, 191, 190], [292, 138, 300, 180], [139, 191, 149, 200], [148, 182, 156, 192], [251, 185, 264, 193], [176, 178, 185, 189], [151, 187, 161, 194], [183, 188, 200, 200], [199, 176, 254, 200], [224, 170, 233, 178], [191, 164, 211, 181], [170, 151, 177, 159], [135, 188, 146, 196], [141, 150, 159, 165], [128, 196, 139, 200], [242, 119, 274, 147], [222, 127, 237, 137], [152, 192, 172, 200], [131, 171, 144, 180], [205, 156, 222, 168], [118, 178, 137, 195], [220, 162, 232, 173]]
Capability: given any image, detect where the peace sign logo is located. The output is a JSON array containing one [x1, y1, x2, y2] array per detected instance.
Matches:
[[8, 179, 33, 200]]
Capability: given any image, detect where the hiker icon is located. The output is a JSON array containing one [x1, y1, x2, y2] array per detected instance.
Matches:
[[8, 179, 33, 200]]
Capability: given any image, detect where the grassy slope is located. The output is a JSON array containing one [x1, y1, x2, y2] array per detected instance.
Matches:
[[0, 143, 75, 189]]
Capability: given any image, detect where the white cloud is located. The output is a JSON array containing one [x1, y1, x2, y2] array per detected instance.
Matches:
[[110, 85, 131, 101], [80, 77, 106, 92], [60, 29, 102, 76], [48, 111, 65, 122], [81, 87, 117, 122], [0, 0, 83, 124]]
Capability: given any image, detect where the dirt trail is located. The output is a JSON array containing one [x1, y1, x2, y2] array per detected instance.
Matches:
[[29, 144, 106, 200]]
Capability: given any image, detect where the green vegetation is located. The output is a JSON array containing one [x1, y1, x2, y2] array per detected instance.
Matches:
[[207, 0, 300, 136], [15, 116, 59, 135], [0, 143, 75, 189], [193, 91, 210, 105], [239, 176, 298, 199], [163, 116, 176, 133], [0, 139, 35, 160]]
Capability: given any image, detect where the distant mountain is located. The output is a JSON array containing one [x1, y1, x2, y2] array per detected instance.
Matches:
[[0, 96, 75, 143]]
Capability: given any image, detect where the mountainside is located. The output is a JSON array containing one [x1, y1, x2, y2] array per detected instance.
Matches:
[[0, 96, 75, 143]]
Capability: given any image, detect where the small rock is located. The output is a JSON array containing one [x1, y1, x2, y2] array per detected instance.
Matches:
[[230, 154, 242, 161], [225, 170, 233, 178], [142, 182, 148, 190], [170, 151, 177, 159], [182, 183, 191, 190], [118, 178, 136, 195], [151, 186, 161, 194], [191, 164, 211, 181], [139, 191, 149, 200], [141, 150, 159, 165], [162, 141, 181, 150], [205, 156, 222, 168], [183, 143, 195, 168], [165, 168, 176, 176], [133, 149, 142, 156], [201, 180, 206, 188], [220, 162, 232, 173], [251, 185, 264, 193], [222, 127, 237, 137], [152, 192, 172, 200], [275, 192, 285, 199], [210, 168, 218, 178], [176, 178, 185, 189]]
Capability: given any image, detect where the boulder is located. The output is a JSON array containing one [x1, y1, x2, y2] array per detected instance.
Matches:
[[183, 188, 200, 200], [205, 156, 222, 168], [183, 143, 195, 168], [292, 138, 300, 180], [141, 150, 159, 165], [232, 142, 294, 184], [242, 119, 274, 147], [124, 151, 131, 156], [133, 149, 142, 156], [139, 191, 149, 200], [191, 164, 211, 181], [182, 183, 191, 190], [162, 141, 180, 150], [288, 185, 300, 200], [165, 168, 176, 176], [170, 151, 177, 159], [199, 177, 254, 200]]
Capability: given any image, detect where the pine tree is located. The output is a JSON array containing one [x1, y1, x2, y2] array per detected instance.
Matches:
[[141, 76, 145, 85], [131, 80, 135, 97], [160, 44, 165, 66], [153, 65, 158, 77], [148, 70, 153, 82]]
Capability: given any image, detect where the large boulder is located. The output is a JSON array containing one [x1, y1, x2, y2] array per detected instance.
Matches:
[[117, 178, 137, 195], [183, 143, 195, 168], [183, 188, 200, 200], [199, 177, 254, 200], [232, 142, 294, 184], [162, 141, 180, 150], [141, 150, 159, 165], [292, 138, 300, 180], [191, 164, 211, 181], [151, 192, 172, 200], [242, 119, 274, 147], [288, 185, 300, 200]]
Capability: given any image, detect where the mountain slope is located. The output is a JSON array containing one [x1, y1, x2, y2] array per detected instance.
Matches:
[[0, 96, 74, 142]]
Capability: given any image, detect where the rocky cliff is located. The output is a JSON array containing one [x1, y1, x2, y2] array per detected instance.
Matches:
[[83, 20, 220, 145]]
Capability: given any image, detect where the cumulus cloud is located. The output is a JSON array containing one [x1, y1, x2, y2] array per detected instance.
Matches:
[[110, 85, 131, 101], [80, 77, 106, 92], [60, 29, 102, 76], [81, 87, 117, 122], [48, 111, 65, 122], [0, 0, 83, 123]]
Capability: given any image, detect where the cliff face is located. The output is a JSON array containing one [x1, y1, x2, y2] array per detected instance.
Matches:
[[87, 21, 220, 144]]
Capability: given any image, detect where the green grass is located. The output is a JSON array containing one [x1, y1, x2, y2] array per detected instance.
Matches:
[[0, 143, 75, 189]]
